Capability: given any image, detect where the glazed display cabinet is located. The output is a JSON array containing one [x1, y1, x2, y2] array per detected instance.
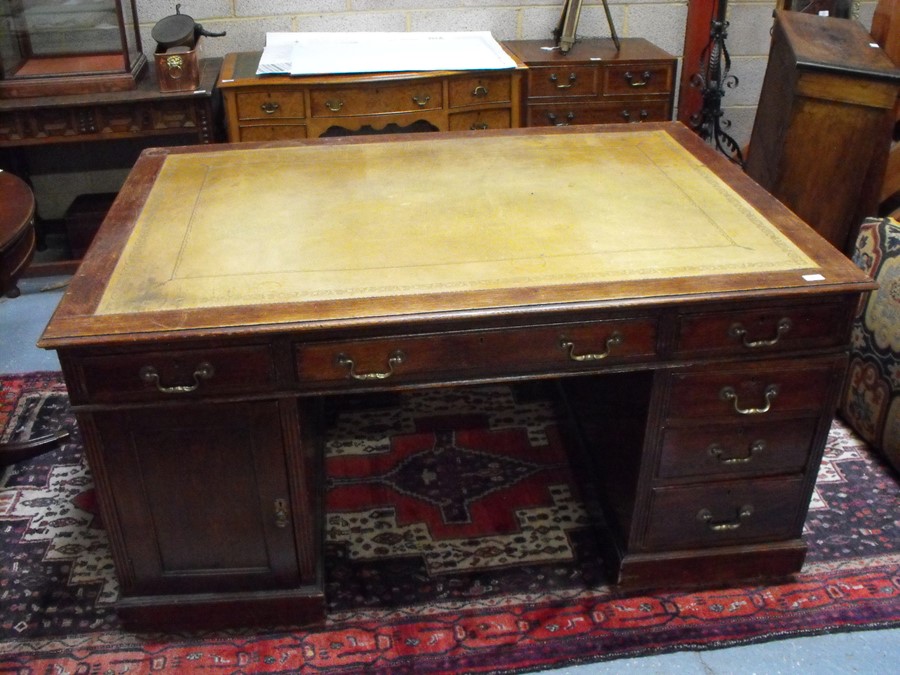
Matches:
[[0, 0, 146, 98]]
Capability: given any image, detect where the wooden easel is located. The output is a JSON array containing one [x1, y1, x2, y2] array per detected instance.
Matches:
[[555, 0, 620, 53]]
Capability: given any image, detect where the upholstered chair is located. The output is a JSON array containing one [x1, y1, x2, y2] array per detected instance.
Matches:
[[839, 216, 900, 473]]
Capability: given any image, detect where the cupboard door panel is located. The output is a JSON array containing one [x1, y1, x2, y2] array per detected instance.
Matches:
[[95, 401, 300, 594]]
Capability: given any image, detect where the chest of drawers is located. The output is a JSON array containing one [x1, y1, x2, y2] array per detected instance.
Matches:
[[502, 38, 676, 128], [219, 52, 524, 141]]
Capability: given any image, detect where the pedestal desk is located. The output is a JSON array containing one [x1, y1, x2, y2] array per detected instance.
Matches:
[[39, 123, 874, 630]]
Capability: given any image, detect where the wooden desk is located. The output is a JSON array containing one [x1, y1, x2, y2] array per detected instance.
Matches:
[[39, 123, 874, 630], [218, 51, 524, 141]]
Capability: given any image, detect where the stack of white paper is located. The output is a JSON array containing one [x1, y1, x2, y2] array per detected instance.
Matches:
[[256, 32, 517, 76]]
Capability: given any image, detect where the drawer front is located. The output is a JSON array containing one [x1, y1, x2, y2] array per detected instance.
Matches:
[[674, 301, 852, 357], [527, 66, 598, 98], [527, 100, 670, 127], [448, 74, 512, 108], [658, 417, 819, 480], [448, 108, 512, 131], [235, 91, 305, 120], [642, 476, 806, 550], [77, 345, 278, 403], [238, 124, 308, 142], [604, 63, 673, 96], [309, 81, 443, 117], [295, 318, 657, 388], [664, 358, 843, 420]]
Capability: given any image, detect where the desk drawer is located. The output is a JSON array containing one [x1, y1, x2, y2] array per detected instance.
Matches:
[[527, 100, 670, 127], [448, 108, 511, 131], [664, 358, 842, 420], [658, 417, 819, 480], [76, 345, 278, 403], [527, 66, 598, 98], [642, 476, 806, 550], [604, 64, 673, 96], [309, 81, 443, 117], [448, 74, 512, 108], [294, 318, 657, 387], [237, 123, 308, 142], [236, 91, 305, 120], [674, 301, 851, 357]]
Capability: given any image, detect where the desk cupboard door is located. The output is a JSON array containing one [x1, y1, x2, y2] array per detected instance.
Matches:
[[91, 401, 303, 595]]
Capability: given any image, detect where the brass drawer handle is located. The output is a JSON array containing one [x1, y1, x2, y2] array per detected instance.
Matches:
[[260, 101, 280, 115], [720, 384, 778, 415], [729, 317, 792, 349], [470, 122, 489, 130], [336, 350, 405, 380], [621, 109, 649, 123], [550, 72, 577, 89], [624, 70, 652, 87], [274, 498, 289, 528], [139, 362, 215, 394], [560, 332, 623, 362], [325, 99, 344, 112], [708, 440, 765, 464], [472, 85, 489, 97], [697, 505, 753, 531], [547, 112, 575, 127], [412, 94, 431, 107]]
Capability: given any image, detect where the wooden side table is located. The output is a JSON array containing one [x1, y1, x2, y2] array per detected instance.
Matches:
[[0, 170, 36, 298]]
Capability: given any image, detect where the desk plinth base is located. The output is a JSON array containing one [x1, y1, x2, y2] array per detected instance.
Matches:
[[116, 586, 326, 632], [607, 539, 808, 590]]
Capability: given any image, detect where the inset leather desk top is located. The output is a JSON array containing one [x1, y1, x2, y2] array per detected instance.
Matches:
[[42, 124, 873, 343]]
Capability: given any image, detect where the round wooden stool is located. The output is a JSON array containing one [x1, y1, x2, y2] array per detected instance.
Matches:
[[0, 170, 37, 298]]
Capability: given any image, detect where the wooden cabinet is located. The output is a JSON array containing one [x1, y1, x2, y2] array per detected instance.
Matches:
[[78, 395, 322, 628], [745, 11, 900, 253], [502, 39, 676, 128], [219, 52, 524, 141]]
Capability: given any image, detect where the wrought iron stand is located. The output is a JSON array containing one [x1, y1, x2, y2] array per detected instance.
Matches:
[[689, 1, 744, 165]]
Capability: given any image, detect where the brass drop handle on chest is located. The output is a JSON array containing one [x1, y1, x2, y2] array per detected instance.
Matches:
[[720, 384, 779, 415], [729, 317, 792, 349], [472, 85, 489, 97], [621, 109, 649, 123], [412, 94, 431, 107], [470, 122, 489, 130], [697, 505, 753, 531], [336, 350, 405, 380], [550, 72, 577, 89], [624, 70, 652, 87], [547, 111, 575, 127], [560, 332, 623, 362], [260, 101, 280, 114], [139, 362, 215, 394], [708, 439, 765, 464], [325, 99, 344, 112]]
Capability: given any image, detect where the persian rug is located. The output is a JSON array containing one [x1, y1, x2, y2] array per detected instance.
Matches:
[[1, 372, 898, 673]]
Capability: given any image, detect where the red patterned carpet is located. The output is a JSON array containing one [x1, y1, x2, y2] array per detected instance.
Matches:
[[1, 372, 898, 673]]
